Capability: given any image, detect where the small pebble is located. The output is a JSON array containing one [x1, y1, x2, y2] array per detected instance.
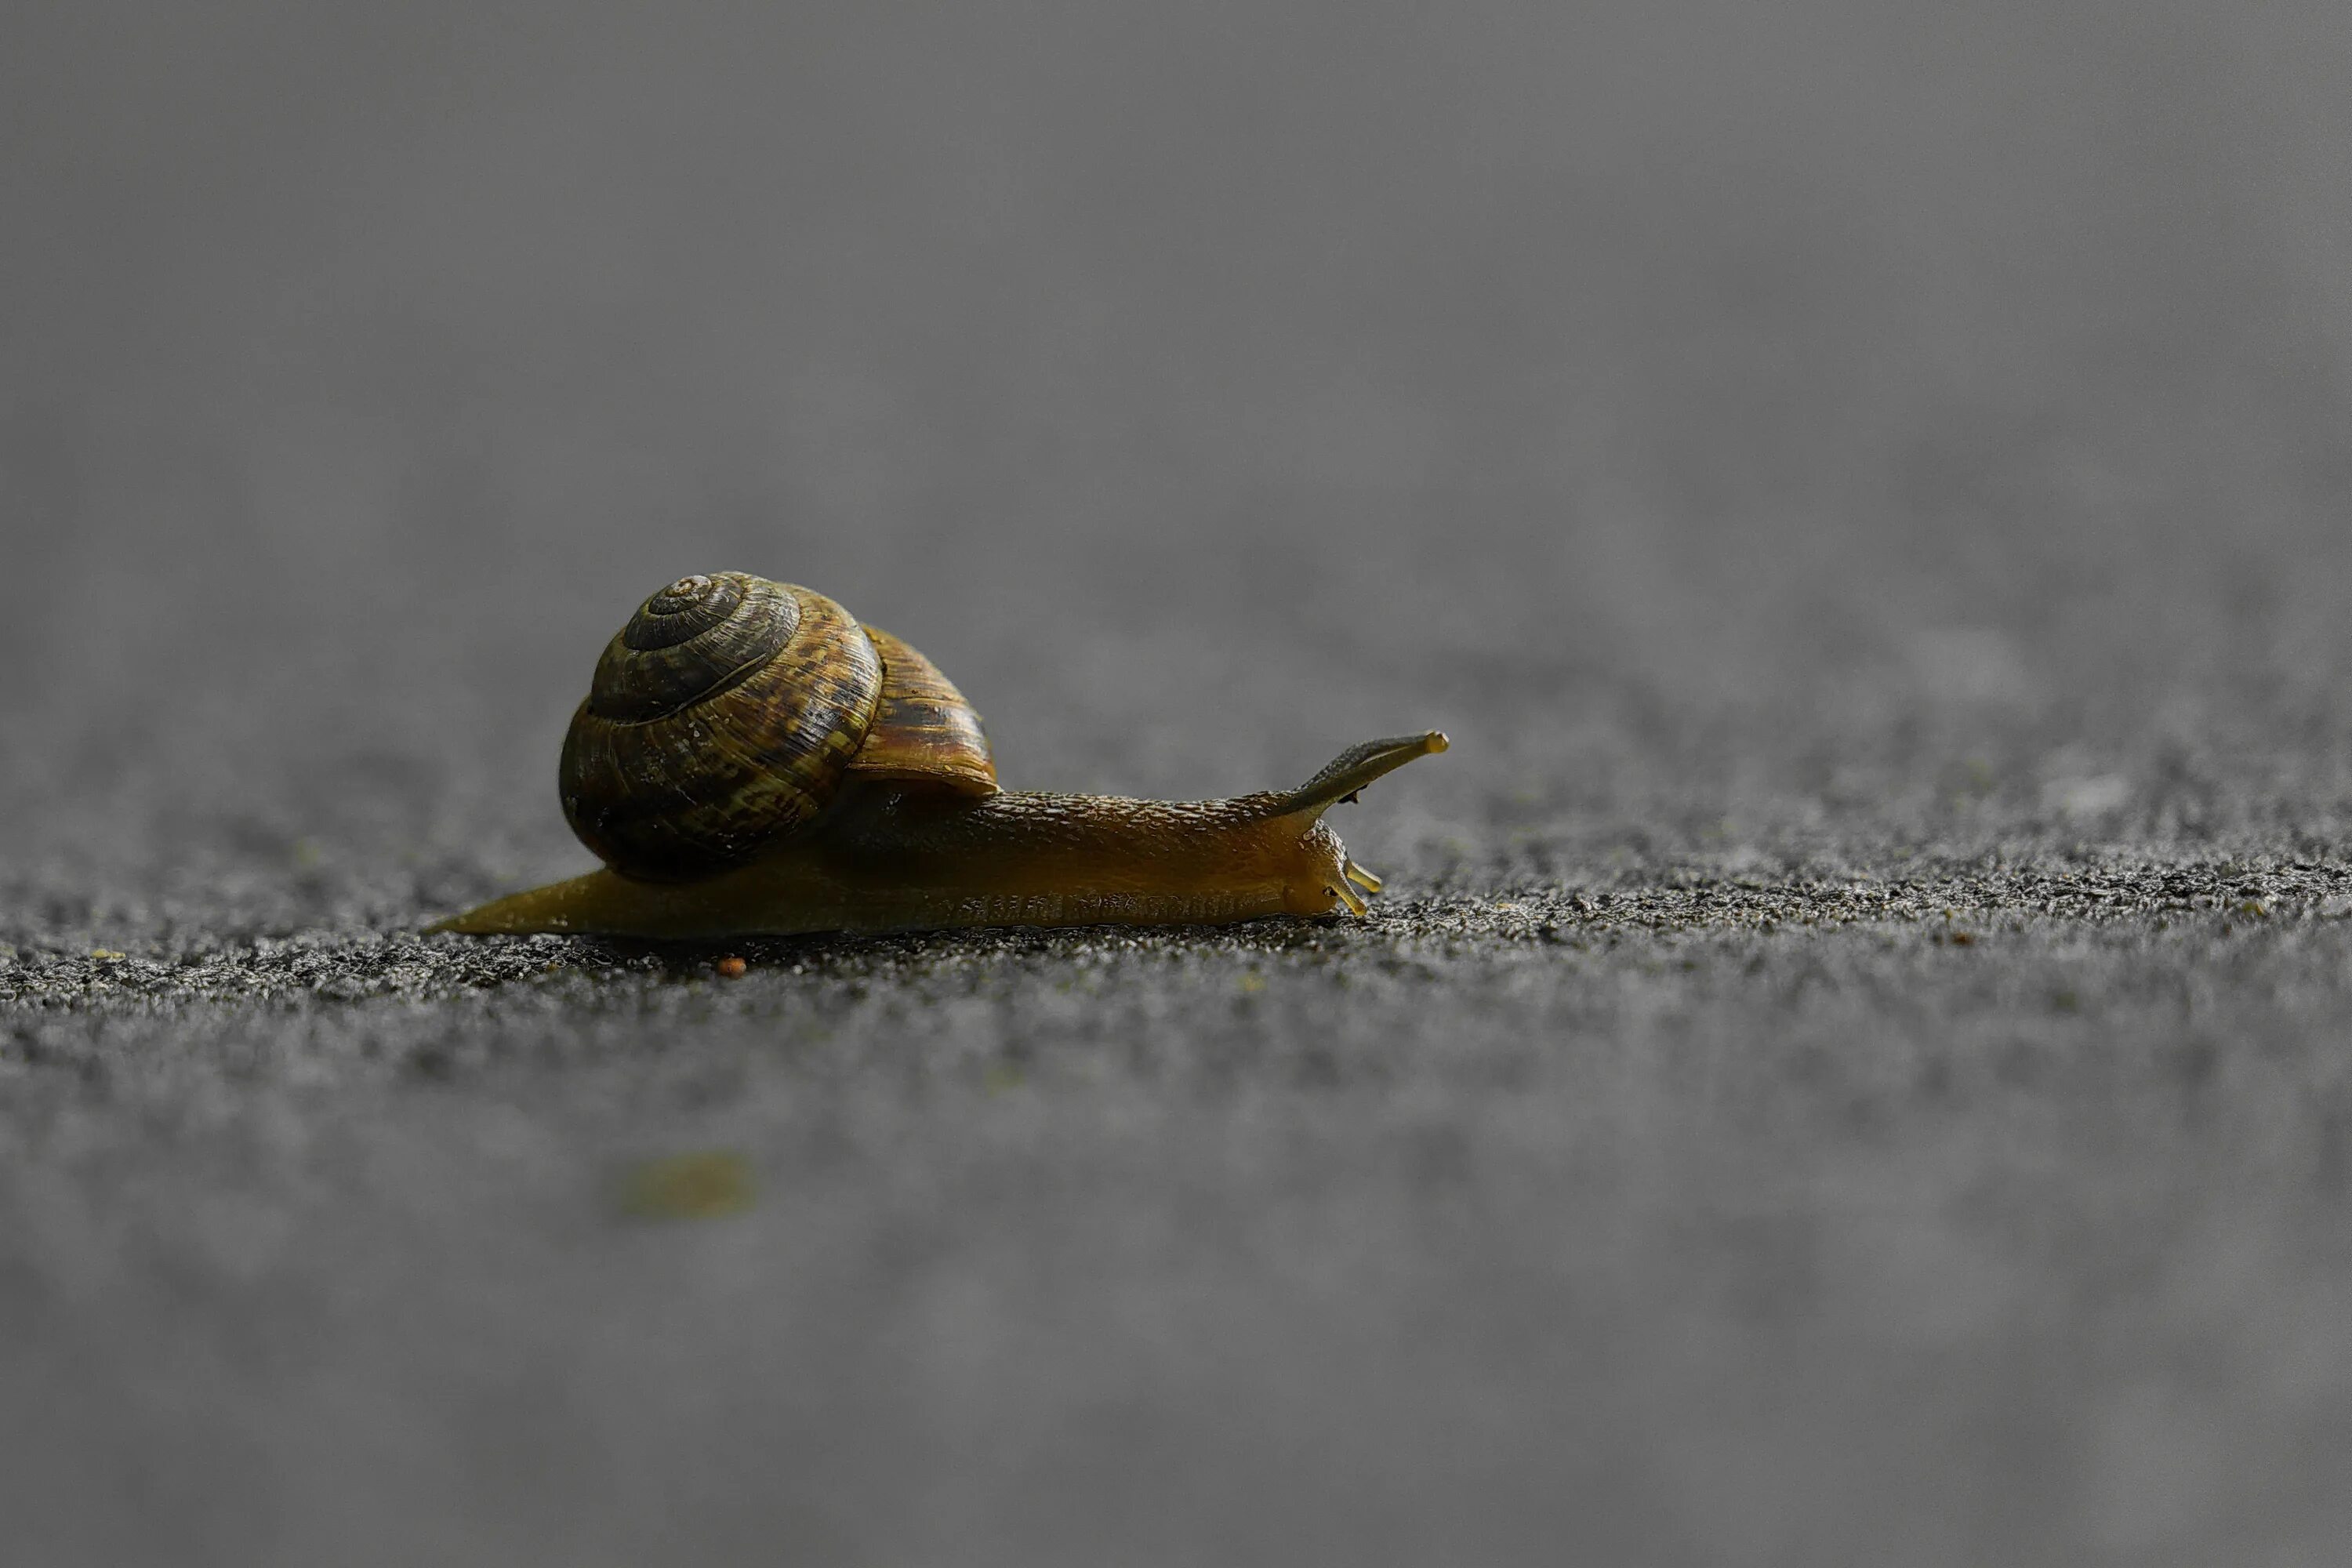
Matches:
[[715, 956, 748, 978], [619, 1150, 756, 1219]]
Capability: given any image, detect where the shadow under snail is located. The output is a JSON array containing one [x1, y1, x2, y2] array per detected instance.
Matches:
[[434, 572, 1447, 939]]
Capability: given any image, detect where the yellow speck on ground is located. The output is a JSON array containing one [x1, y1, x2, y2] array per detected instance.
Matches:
[[89, 949, 126, 961], [619, 1150, 756, 1220], [1238, 972, 1268, 994]]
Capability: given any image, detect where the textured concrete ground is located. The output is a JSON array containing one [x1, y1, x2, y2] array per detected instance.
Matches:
[[9, 2, 2352, 1564]]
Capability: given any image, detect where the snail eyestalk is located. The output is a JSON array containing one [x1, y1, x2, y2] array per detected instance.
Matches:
[[1260, 732, 1450, 820]]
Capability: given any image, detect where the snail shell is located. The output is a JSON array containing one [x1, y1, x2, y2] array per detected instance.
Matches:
[[558, 572, 994, 881]]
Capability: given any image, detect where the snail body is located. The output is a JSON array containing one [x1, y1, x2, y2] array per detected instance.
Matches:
[[435, 573, 1446, 940]]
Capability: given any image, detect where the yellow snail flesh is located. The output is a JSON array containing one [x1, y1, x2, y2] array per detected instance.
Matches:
[[433, 573, 1446, 940]]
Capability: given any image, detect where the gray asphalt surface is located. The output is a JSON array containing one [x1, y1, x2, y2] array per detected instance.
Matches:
[[9, 2, 2352, 1563]]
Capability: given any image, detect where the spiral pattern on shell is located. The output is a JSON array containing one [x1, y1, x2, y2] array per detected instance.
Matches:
[[558, 573, 884, 881]]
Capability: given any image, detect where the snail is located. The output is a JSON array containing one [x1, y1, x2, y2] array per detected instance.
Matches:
[[434, 572, 1446, 939]]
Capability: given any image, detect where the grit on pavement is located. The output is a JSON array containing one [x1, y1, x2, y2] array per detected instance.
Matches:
[[8, 3, 2352, 1564]]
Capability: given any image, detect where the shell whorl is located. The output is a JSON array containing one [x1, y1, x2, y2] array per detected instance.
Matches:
[[587, 573, 801, 722], [559, 574, 884, 881]]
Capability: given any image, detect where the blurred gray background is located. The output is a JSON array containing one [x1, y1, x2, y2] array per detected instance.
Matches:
[[7, 0, 2351, 874], [6, 2, 2352, 1563]]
